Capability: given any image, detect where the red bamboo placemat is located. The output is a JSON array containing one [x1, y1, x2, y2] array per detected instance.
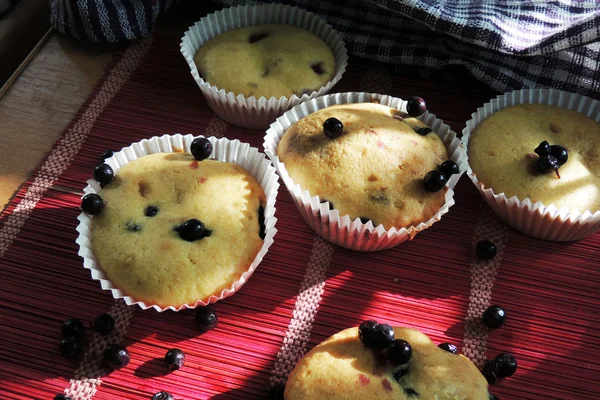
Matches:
[[1, 18, 600, 400]]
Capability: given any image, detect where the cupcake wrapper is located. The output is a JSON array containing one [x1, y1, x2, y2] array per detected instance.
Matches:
[[264, 92, 465, 252], [462, 88, 600, 241], [180, 3, 348, 130], [75, 134, 279, 312]]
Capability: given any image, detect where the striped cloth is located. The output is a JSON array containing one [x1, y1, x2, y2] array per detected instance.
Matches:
[[212, 0, 600, 99], [50, 0, 174, 42]]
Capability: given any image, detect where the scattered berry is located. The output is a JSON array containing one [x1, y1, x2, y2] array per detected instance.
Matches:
[[195, 307, 218, 333], [190, 137, 213, 161], [482, 305, 506, 329], [406, 97, 427, 117], [62, 318, 85, 339], [179, 219, 209, 242], [495, 353, 517, 377], [151, 392, 174, 400], [414, 127, 432, 135], [438, 343, 458, 354], [93, 164, 115, 187], [323, 117, 344, 139], [358, 320, 379, 347], [439, 160, 460, 176], [100, 150, 114, 161], [423, 170, 448, 192], [537, 154, 559, 174], [60, 337, 82, 358], [475, 240, 497, 260], [268, 384, 285, 400], [54, 395, 72, 400], [144, 205, 159, 217], [92, 313, 115, 334], [81, 193, 104, 215], [534, 140, 550, 157], [481, 360, 499, 384], [387, 339, 412, 365], [371, 323, 395, 349], [549, 145, 568, 166], [164, 348, 186, 370], [103, 344, 130, 370]]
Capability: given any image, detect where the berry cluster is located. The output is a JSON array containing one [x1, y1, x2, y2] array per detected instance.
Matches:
[[424, 160, 460, 192], [534, 140, 568, 178], [358, 320, 413, 366]]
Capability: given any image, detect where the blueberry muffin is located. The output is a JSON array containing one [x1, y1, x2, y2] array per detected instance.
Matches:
[[468, 104, 600, 212], [285, 324, 490, 399], [193, 24, 336, 99], [277, 102, 449, 229], [90, 152, 266, 308]]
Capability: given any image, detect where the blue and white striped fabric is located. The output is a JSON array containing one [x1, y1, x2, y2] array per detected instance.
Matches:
[[214, 0, 600, 99], [50, 0, 174, 42]]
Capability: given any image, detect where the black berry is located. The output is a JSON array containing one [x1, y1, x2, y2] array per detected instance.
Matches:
[[414, 127, 432, 136], [359, 217, 370, 224], [179, 219, 209, 242], [190, 137, 213, 161], [549, 145, 568, 166], [495, 353, 517, 377], [62, 318, 85, 339], [358, 320, 379, 347], [144, 205, 159, 217], [537, 154, 559, 174], [481, 360, 499, 384], [439, 160, 460, 176], [438, 343, 458, 354], [100, 150, 114, 161], [152, 391, 174, 400], [54, 395, 72, 400], [126, 221, 142, 232], [406, 97, 426, 117], [60, 337, 81, 358], [268, 384, 285, 400], [404, 388, 419, 397], [323, 117, 344, 139], [424, 170, 448, 192], [164, 348, 186, 370], [103, 344, 130, 370], [81, 193, 104, 215], [534, 140, 550, 157], [93, 164, 115, 187], [196, 306, 218, 333], [475, 240, 497, 260], [387, 339, 412, 365], [371, 323, 395, 349], [482, 305, 506, 329], [92, 313, 115, 334]]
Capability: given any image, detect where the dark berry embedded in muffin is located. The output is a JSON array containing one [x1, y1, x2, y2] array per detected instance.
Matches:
[[495, 353, 517, 377], [92, 313, 115, 334], [359, 320, 379, 347], [387, 339, 412, 365], [438, 343, 458, 354], [475, 240, 497, 260], [310, 62, 325, 75], [482, 305, 506, 329], [62, 318, 85, 339], [258, 205, 266, 240], [81, 193, 104, 215], [439, 160, 460, 176], [103, 344, 130, 370], [481, 360, 499, 384], [164, 348, 186, 371], [403, 387, 419, 397], [414, 127, 433, 136], [60, 337, 81, 358], [406, 97, 427, 117], [196, 306, 218, 333], [323, 117, 344, 139], [152, 391, 174, 400], [190, 137, 213, 161], [249, 32, 269, 43], [93, 164, 115, 187], [423, 170, 448, 192], [392, 364, 409, 381], [371, 323, 395, 349], [144, 205, 159, 217], [179, 219, 210, 242], [126, 221, 142, 232]]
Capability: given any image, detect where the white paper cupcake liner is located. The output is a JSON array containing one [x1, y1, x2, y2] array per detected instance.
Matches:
[[75, 134, 279, 312], [264, 92, 466, 251], [180, 3, 348, 130], [462, 88, 600, 241]]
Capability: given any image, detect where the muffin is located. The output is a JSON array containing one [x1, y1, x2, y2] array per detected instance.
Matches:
[[180, 3, 348, 129], [77, 135, 279, 311], [285, 325, 490, 399], [194, 24, 336, 99], [463, 89, 600, 241], [468, 104, 600, 212], [277, 102, 449, 230]]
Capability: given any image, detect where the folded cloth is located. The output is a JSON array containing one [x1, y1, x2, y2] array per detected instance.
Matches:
[[50, 0, 174, 42], [211, 0, 600, 99]]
